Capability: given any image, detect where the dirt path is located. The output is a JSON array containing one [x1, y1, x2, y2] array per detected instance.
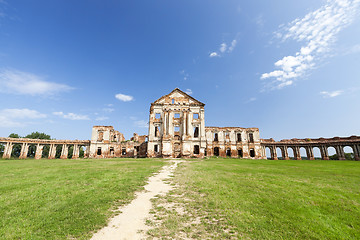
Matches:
[[90, 160, 182, 240]]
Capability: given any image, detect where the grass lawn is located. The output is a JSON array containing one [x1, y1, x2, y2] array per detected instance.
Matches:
[[149, 158, 360, 239], [0, 158, 165, 240]]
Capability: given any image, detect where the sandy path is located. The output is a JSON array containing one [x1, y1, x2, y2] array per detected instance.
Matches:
[[90, 160, 182, 240]]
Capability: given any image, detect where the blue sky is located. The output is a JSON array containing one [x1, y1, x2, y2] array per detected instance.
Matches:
[[0, 0, 359, 141]]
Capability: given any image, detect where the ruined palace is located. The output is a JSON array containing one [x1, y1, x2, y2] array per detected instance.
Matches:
[[1, 88, 359, 160]]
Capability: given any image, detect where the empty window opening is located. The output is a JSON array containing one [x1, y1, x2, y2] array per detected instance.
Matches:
[[174, 113, 180, 119], [193, 113, 199, 119], [237, 133, 242, 142], [97, 147, 102, 155], [113, 135, 117, 141], [214, 147, 219, 156], [238, 149, 243, 158], [172, 99, 175, 104], [155, 113, 161, 119], [122, 148, 126, 155], [194, 127, 199, 138], [250, 148, 255, 157], [154, 145, 158, 153], [226, 148, 231, 157], [194, 145, 200, 154], [204, 149, 207, 156], [110, 147, 114, 155], [145, 137, 148, 142], [249, 133, 254, 143], [174, 126, 180, 132], [214, 133, 218, 142], [134, 146, 139, 152], [155, 126, 160, 137]]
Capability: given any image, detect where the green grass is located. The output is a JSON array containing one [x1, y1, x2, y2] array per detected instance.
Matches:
[[0, 158, 165, 239], [149, 158, 360, 239]]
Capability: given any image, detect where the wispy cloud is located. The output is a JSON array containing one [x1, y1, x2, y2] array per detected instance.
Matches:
[[53, 112, 90, 120], [0, 69, 73, 96], [209, 39, 237, 57], [0, 108, 47, 127], [115, 93, 134, 102], [185, 89, 193, 95], [320, 90, 343, 98], [261, 0, 360, 89], [246, 97, 257, 103], [180, 69, 190, 80], [102, 107, 114, 113], [95, 116, 109, 121], [134, 120, 148, 128]]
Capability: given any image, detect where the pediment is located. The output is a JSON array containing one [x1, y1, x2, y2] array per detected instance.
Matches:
[[152, 88, 205, 106]]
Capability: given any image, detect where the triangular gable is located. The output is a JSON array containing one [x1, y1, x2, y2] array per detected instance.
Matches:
[[152, 88, 205, 106]]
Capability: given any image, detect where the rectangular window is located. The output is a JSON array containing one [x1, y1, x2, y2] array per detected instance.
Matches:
[[194, 127, 199, 138], [155, 113, 161, 119], [174, 113, 180, 118], [193, 113, 199, 119], [154, 145, 158, 152], [155, 126, 160, 137], [174, 126, 180, 132], [237, 133, 242, 142], [214, 133, 218, 141], [122, 148, 126, 155], [194, 145, 200, 154], [225, 132, 230, 139], [249, 133, 254, 143], [97, 147, 102, 155]]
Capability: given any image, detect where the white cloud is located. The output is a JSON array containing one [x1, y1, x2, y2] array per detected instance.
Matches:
[[209, 39, 237, 57], [320, 90, 343, 98], [0, 69, 73, 96], [185, 89, 193, 95], [53, 111, 90, 120], [262, 0, 360, 89], [220, 43, 227, 53], [134, 120, 148, 128], [0, 108, 47, 127], [102, 108, 115, 113], [95, 116, 109, 121], [115, 93, 134, 102], [209, 52, 219, 57], [228, 40, 237, 52]]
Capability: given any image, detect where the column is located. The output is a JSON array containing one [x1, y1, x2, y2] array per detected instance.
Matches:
[[294, 146, 301, 160], [49, 144, 57, 159], [320, 146, 329, 160], [35, 144, 43, 159], [164, 111, 168, 136], [336, 145, 345, 160], [60, 144, 68, 159], [72, 144, 80, 159], [19, 143, 29, 159], [306, 147, 314, 160], [182, 111, 187, 137], [84, 146, 90, 158], [187, 112, 191, 136], [272, 146, 278, 160], [352, 145, 360, 161], [3, 142, 13, 158], [282, 146, 289, 160]]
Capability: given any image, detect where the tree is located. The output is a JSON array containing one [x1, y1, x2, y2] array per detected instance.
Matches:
[[8, 133, 21, 157], [25, 132, 52, 158]]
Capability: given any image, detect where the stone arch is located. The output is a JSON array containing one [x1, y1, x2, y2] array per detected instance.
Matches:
[[42, 144, 50, 158], [237, 148, 243, 158], [287, 147, 295, 159], [313, 147, 321, 159], [300, 147, 307, 160], [327, 146, 337, 160], [343, 146, 355, 160], [276, 147, 282, 160], [265, 147, 271, 159]]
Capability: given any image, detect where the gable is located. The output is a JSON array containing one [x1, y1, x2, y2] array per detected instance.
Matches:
[[152, 88, 205, 106]]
